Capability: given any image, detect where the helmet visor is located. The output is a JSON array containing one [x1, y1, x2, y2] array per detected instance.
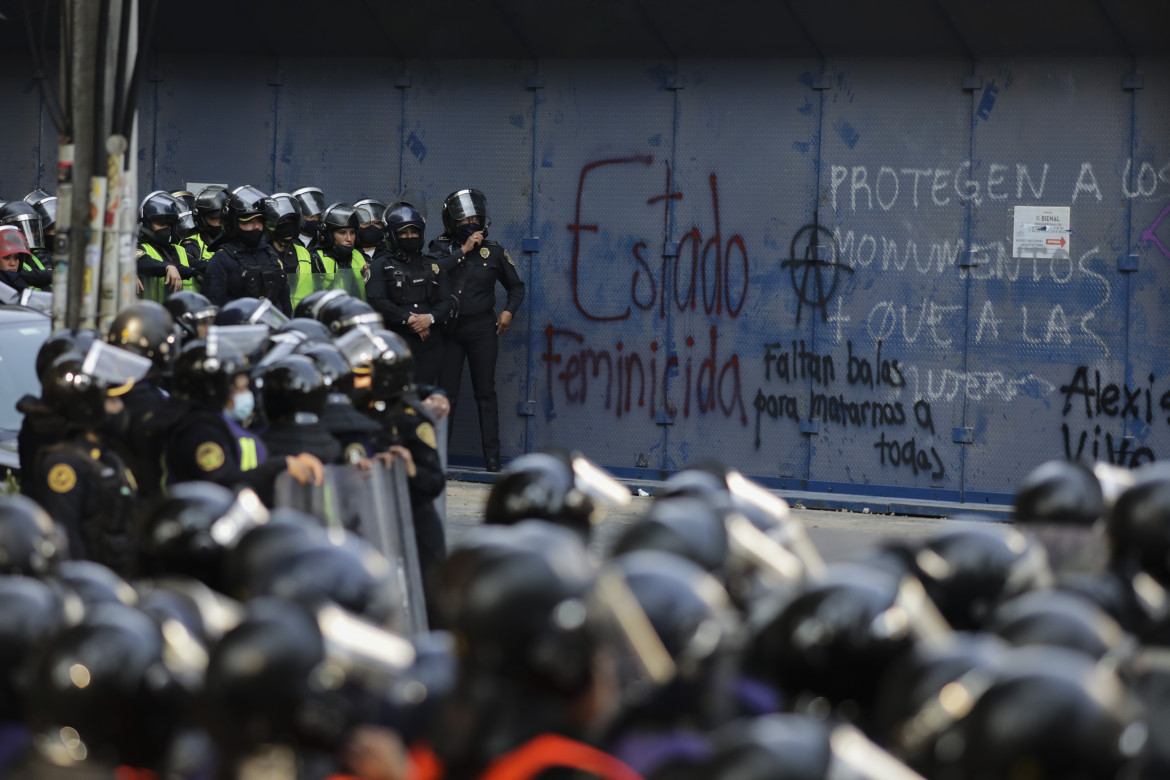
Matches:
[[207, 325, 269, 362], [292, 188, 327, 218], [6, 215, 43, 251], [246, 298, 291, 329], [336, 325, 396, 372], [81, 341, 153, 396], [0, 226, 30, 256], [445, 190, 487, 224]]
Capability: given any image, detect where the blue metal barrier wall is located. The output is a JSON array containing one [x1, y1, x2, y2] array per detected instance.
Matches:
[[6, 54, 1169, 505]]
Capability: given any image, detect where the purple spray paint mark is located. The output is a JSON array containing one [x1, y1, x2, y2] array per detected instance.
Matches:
[[1141, 202, 1170, 259]]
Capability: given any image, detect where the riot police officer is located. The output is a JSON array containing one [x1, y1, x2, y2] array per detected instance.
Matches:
[[354, 198, 388, 259], [425, 189, 524, 472], [31, 355, 136, 576], [0, 200, 51, 290], [0, 225, 31, 292], [164, 338, 323, 506], [136, 190, 200, 299], [23, 188, 57, 267], [316, 202, 368, 297], [367, 202, 453, 386], [169, 189, 208, 277], [263, 192, 309, 275], [162, 289, 218, 342], [292, 185, 326, 251], [203, 184, 293, 315], [187, 184, 228, 262], [258, 354, 343, 464], [296, 341, 382, 465]]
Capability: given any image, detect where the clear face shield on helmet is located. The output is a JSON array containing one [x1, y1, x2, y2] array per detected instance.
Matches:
[[5, 213, 44, 252], [725, 470, 826, 578], [206, 325, 270, 364], [208, 487, 269, 547], [243, 298, 291, 330], [81, 340, 153, 396], [445, 189, 488, 225], [291, 187, 327, 220]]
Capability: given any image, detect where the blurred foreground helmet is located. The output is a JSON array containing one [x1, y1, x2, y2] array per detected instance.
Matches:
[[908, 523, 1053, 631], [35, 328, 97, 382], [611, 495, 729, 574], [983, 589, 1128, 661], [435, 521, 597, 693], [1109, 462, 1170, 584], [0, 199, 45, 250], [931, 647, 1146, 780], [277, 317, 333, 344], [215, 296, 290, 329], [745, 563, 951, 719], [257, 354, 328, 424], [0, 576, 72, 720], [55, 560, 137, 608], [141, 483, 268, 591], [1014, 459, 1108, 574], [163, 290, 218, 340], [107, 301, 179, 374], [296, 341, 355, 394], [294, 288, 347, 320], [223, 512, 325, 599], [335, 326, 414, 401], [485, 450, 630, 540], [701, 713, 928, 780], [440, 188, 488, 236], [0, 495, 68, 577], [172, 338, 249, 410], [316, 294, 382, 335], [40, 356, 116, 428]]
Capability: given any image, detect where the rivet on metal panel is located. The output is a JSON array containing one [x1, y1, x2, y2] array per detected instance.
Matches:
[[525, 74, 545, 90], [663, 242, 680, 258], [812, 74, 833, 90], [961, 74, 984, 90], [666, 75, 685, 90], [959, 250, 979, 268], [799, 419, 821, 435], [516, 400, 536, 417], [267, 71, 285, 87], [655, 410, 675, 425], [1117, 254, 1139, 272], [394, 73, 412, 88], [521, 237, 541, 253], [953, 427, 974, 444], [1122, 73, 1144, 91]]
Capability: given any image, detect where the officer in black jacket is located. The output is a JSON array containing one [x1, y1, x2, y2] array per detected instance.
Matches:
[[203, 185, 293, 316], [135, 190, 199, 298], [32, 355, 136, 577], [424, 189, 524, 472], [367, 202, 453, 386], [258, 354, 343, 464]]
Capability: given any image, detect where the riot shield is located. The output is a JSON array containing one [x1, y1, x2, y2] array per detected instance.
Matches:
[[275, 461, 428, 634], [140, 275, 166, 302], [290, 270, 364, 309], [434, 415, 448, 526]]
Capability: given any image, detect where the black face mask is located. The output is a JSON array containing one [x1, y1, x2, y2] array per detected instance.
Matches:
[[302, 219, 319, 236], [396, 236, 424, 255], [237, 229, 263, 248], [151, 227, 175, 245], [204, 224, 225, 241], [454, 222, 484, 243], [356, 225, 384, 248], [272, 221, 300, 241]]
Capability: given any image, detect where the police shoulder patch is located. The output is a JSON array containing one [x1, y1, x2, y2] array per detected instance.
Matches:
[[47, 464, 77, 494], [404, 406, 417, 416], [416, 421, 437, 450], [195, 442, 226, 472], [135, 248, 146, 259], [504, 251, 515, 266], [479, 247, 491, 259], [431, 263, 440, 276], [344, 443, 367, 465]]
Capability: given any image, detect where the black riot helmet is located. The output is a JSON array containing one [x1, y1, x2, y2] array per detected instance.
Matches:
[[277, 317, 333, 344], [172, 338, 250, 410], [35, 327, 98, 381], [294, 288, 348, 320], [908, 522, 1054, 631], [141, 482, 268, 591], [602, 551, 739, 728], [0, 494, 69, 577], [263, 192, 304, 243], [291, 186, 326, 221], [485, 450, 631, 541], [1015, 459, 1105, 526], [55, 559, 138, 609], [24, 189, 58, 234], [194, 184, 228, 226], [296, 341, 354, 394], [0, 576, 72, 721], [612, 495, 730, 574], [1108, 462, 1170, 583], [435, 521, 598, 693], [354, 199, 387, 226], [984, 589, 1127, 661], [40, 355, 117, 429], [440, 188, 488, 236], [27, 602, 188, 771], [138, 190, 182, 245], [354, 199, 388, 251], [257, 354, 328, 424], [384, 202, 426, 252], [107, 300, 180, 374], [163, 290, 219, 340], [319, 202, 360, 250], [316, 294, 382, 335], [223, 512, 326, 600], [745, 562, 951, 718], [169, 190, 199, 239], [932, 647, 1146, 780], [214, 296, 290, 329], [336, 326, 413, 401], [0, 199, 45, 251], [224, 184, 269, 237]]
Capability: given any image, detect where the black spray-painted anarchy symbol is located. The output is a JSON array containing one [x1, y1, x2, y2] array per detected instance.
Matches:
[[781, 224, 852, 324]]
